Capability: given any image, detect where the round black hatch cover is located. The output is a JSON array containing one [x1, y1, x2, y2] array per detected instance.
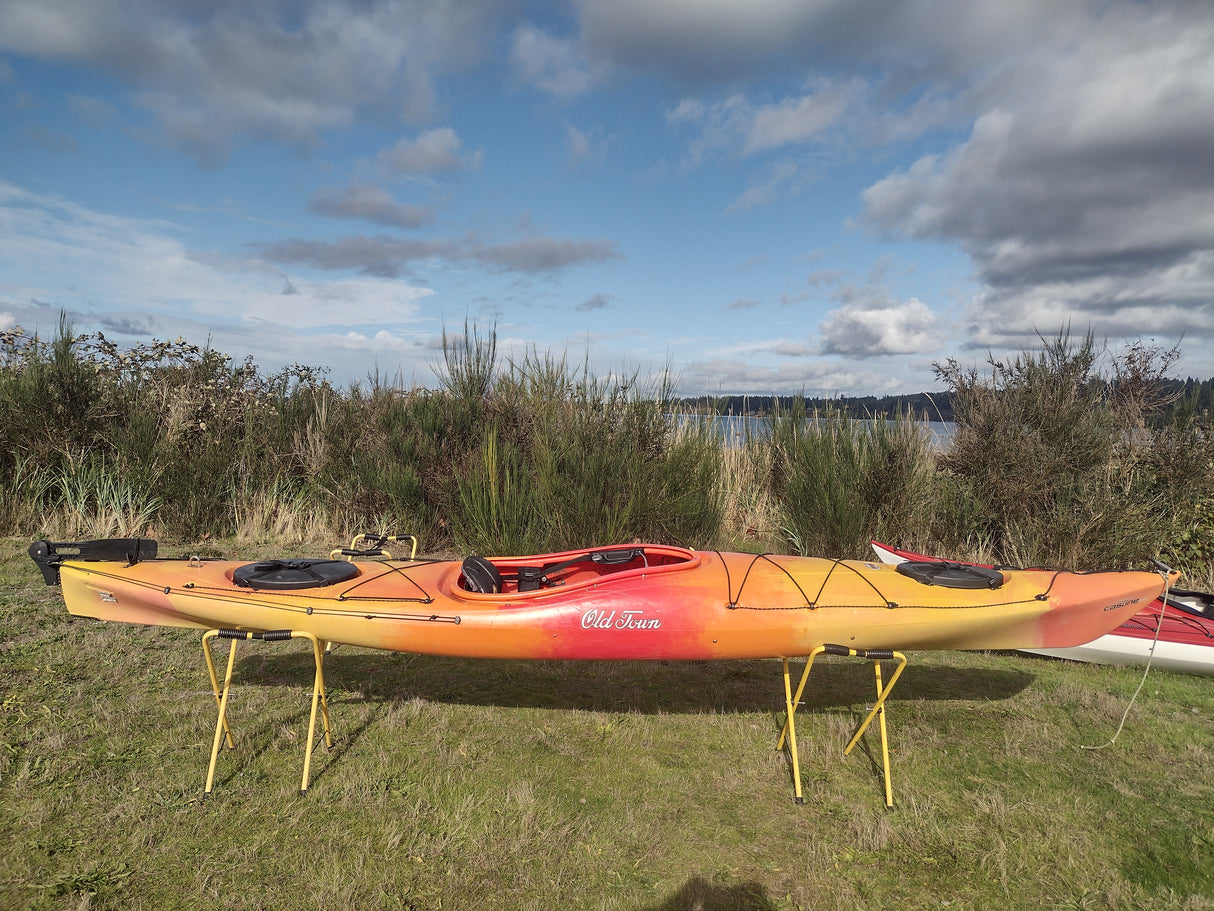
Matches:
[[233, 559, 360, 590], [895, 560, 1004, 590]]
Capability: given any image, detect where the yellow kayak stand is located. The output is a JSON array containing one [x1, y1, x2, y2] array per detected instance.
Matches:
[[201, 628, 333, 798], [329, 532, 418, 562], [199, 534, 417, 797], [778, 644, 908, 808]]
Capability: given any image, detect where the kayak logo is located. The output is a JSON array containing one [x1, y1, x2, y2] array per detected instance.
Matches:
[[581, 609, 662, 630], [1104, 597, 1141, 612]]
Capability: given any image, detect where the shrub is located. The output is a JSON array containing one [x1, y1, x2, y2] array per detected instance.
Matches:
[[934, 329, 1181, 570], [3, 315, 1204, 579], [770, 403, 935, 559]]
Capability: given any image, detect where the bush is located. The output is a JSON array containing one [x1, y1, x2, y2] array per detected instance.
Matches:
[[770, 403, 935, 559], [934, 329, 1184, 570], [4, 315, 1206, 580]]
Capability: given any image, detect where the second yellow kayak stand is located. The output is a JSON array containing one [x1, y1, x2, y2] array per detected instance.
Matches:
[[778, 644, 908, 808]]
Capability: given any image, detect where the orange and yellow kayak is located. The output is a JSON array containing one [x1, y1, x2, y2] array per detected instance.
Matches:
[[32, 539, 1169, 660]]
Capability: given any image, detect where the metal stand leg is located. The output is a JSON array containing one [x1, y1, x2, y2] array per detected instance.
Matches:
[[842, 651, 907, 808], [778, 647, 827, 804], [780, 658, 805, 804], [200, 629, 333, 798], [777, 644, 907, 808], [300, 635, 333, 795], [203, 633, 240, 796]]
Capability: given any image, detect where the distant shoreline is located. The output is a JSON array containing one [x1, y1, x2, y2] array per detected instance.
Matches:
[[674, 392, 954, 422]]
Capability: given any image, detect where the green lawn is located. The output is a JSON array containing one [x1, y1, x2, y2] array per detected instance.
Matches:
[[1, 538, 1211, 910]]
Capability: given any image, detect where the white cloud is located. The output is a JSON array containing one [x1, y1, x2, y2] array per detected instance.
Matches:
[[666, 79, 859, 181], [567, 125, 606, 168], [743, 81, 860, 154], [0, 181, 436, 377], [309, 185, 434, 229], [510, 25, 595, 98], [67, 94, 116, 124], [664, 93, 751, 167], [818, 296, 940, 357], [578, 0, 833, 79], [860, 6, 1214, 347], [725, 160, 799, 213], [378, 128, 483, 176], [261, 232, 620, 277], [576, 0, 1090, 84], [575, 293, 611, 312], [676, 356, 921, 397], [0, 0, 504, 162]]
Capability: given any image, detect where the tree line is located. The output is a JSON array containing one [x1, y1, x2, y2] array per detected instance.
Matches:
[[678, 377, 1214, 425]]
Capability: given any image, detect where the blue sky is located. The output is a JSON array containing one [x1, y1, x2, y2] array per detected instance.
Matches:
[[2, 1, 1212, 395]]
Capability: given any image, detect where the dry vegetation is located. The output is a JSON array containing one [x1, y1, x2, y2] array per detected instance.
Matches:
[[3, 322, 1213, 581]]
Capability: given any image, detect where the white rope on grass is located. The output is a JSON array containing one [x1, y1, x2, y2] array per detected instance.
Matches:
[[1080, 565, 1174, 751]]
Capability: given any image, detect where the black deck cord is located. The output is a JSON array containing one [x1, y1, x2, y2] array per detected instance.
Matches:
[[1033, 571, 1063, 601], [335, 559, 437, 603], [1123, 610, 1211, 639], [713, 551, 731, 606], [734, 555, 896, 609], [729, 553, 1048, 611], [51, 564, 453, 621], [727, 553, 814, 609], [1165, 609, 1214, 638], [811, 558, 899, 608], [1033, 565, 1161, 602]]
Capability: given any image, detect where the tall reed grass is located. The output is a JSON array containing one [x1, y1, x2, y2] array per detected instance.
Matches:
[[769, 404, 935, 559], [1, 319, 1209, 580]]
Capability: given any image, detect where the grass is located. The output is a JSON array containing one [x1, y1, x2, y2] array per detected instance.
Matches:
[[2, 537, 1212, 910]]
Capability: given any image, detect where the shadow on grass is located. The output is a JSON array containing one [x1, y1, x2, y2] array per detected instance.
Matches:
[[200, 693, 392, 795], [641, 876, 778, 911], [233, 651, 1035, 715], [182, 651, 1033, 796]]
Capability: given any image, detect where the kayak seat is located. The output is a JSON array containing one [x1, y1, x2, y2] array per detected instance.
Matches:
[[462, 555, 504, 594]]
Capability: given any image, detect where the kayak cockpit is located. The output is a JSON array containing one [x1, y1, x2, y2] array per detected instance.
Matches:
[[453, 544, 699, 598], [1165, 589, 1214, 620]]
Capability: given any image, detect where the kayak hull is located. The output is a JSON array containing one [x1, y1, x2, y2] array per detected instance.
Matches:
[[47, 542, 1168, 661], [1021, 638, 1214, 676], [871, 542, 1213, 675]]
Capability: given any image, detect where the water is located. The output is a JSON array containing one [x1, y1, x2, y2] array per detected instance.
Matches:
[[681, 414, 956, 449]]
